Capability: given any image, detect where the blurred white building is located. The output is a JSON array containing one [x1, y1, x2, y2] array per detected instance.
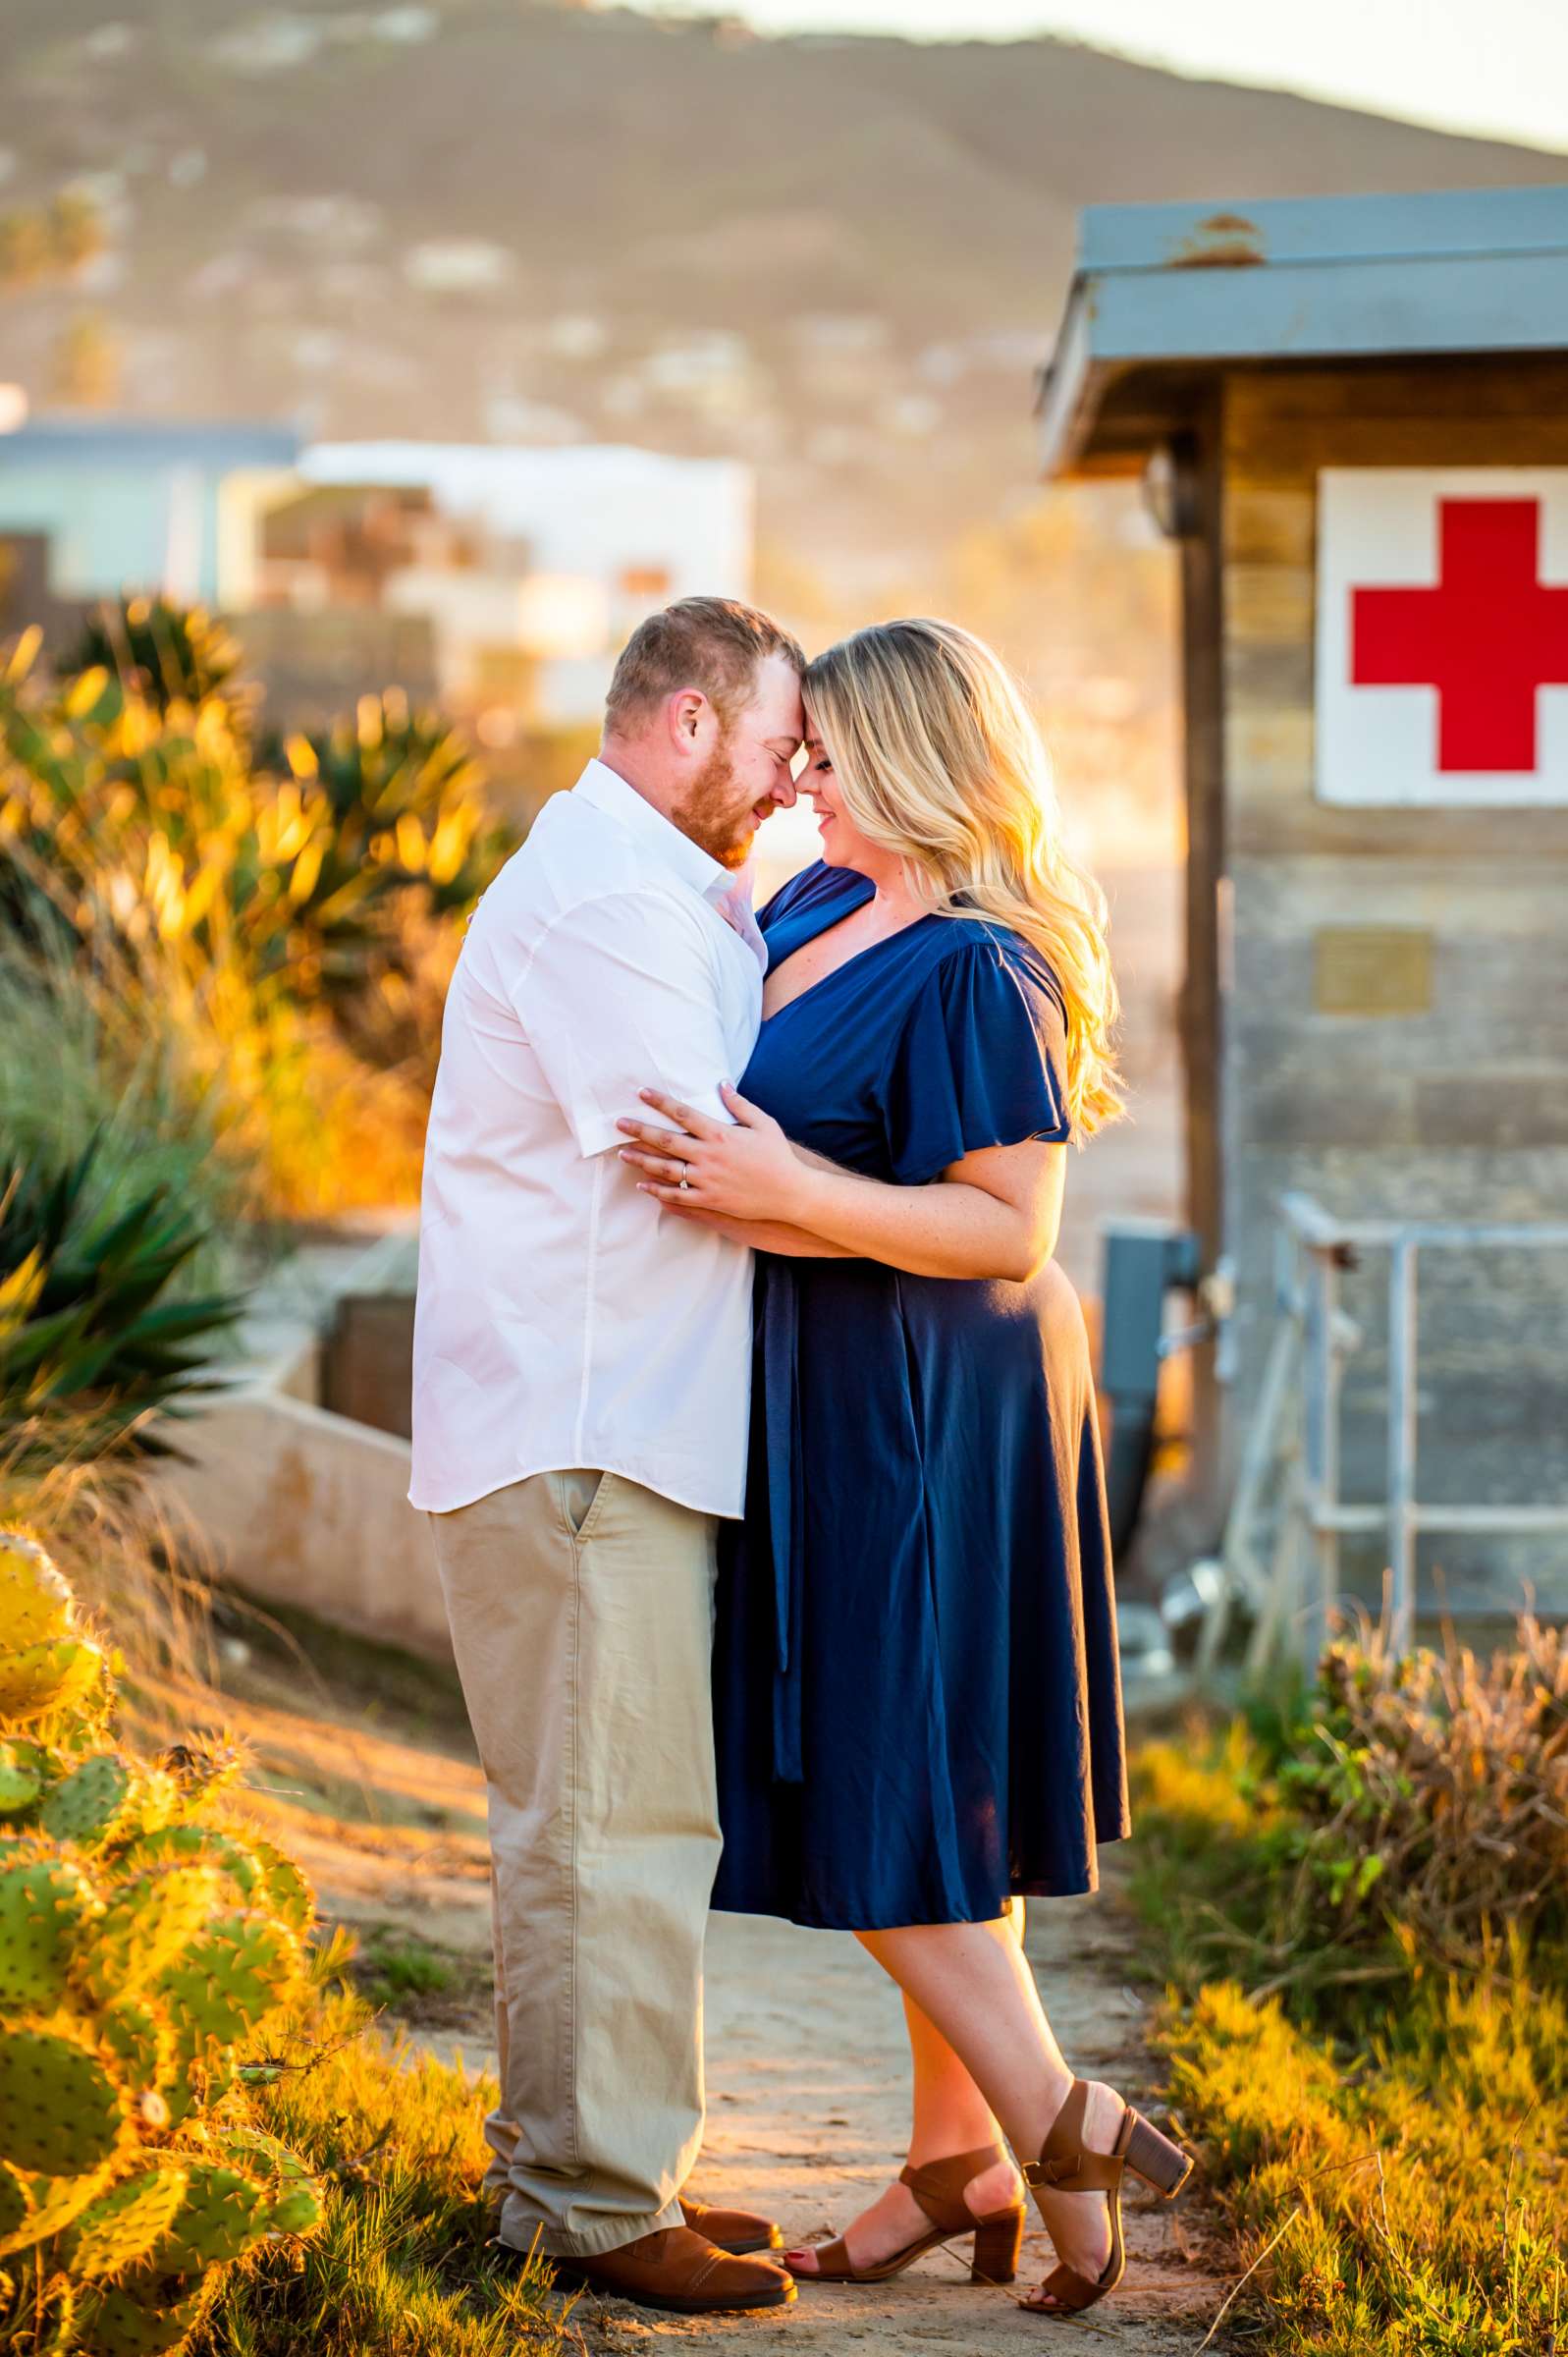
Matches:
[[293, 441, 754, 725]]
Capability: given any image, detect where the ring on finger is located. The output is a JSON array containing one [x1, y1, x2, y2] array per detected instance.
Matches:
[[678, 1161, 691, 1191]]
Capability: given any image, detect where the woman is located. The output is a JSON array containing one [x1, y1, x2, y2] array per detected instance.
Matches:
[[617, 619, 1189, 2317]]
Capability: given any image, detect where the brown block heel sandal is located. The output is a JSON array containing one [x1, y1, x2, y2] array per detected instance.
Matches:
[[1019, 2079, 1192, 2318], [796, 2144, 1027, 2286]]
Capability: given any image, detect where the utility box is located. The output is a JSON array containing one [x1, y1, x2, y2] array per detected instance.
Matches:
[[1038, 186, 1568, 1615]]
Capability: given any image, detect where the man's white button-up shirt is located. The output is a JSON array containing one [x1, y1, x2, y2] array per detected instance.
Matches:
[[409, 758, 765, 1518]]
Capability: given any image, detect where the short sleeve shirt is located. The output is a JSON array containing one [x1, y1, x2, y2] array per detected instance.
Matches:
[[409, 760, 765, 1517]]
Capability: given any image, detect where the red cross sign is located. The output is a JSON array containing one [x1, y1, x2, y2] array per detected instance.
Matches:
[[1317, 468, 1568, 806]]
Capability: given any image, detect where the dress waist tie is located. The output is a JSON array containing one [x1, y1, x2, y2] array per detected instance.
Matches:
[[758, 1258, 805, 1782]]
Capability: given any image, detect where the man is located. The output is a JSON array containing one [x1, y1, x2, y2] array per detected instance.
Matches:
[[409, 598, 805, 2314]]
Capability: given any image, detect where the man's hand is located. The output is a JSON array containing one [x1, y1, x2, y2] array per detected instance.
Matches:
[[617, 1084, 814, 1225]]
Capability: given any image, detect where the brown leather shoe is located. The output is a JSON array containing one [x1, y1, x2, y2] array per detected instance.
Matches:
[[549, 2225, 795, 2313], [680, 2193, 784, 2255]]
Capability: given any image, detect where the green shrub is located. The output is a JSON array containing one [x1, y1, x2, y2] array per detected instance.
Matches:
[[0, 633, 296, 980], [0, 947, 239, 1245], [283, 687, 507, 926], [1135, 1618, 1568, 2006], [354, 1931, 457, 2008], [1277, 1618, 1568, 1967], [0, 637, 444, 1222]]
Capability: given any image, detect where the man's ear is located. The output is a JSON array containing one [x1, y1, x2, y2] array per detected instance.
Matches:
[[668, 688, 706, 749]]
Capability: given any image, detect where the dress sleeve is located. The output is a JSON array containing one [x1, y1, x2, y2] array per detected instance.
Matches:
[[881, 934, 1071, 1185]]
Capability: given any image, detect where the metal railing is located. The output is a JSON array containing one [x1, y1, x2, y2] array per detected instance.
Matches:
[[1213, 1195, 1568, 1665]]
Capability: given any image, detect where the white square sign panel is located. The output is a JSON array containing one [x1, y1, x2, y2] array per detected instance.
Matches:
[[1316, 467, 1568, 806]]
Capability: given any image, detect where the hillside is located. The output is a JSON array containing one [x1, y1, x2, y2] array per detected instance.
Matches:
[[2, 0, 1563, 612]]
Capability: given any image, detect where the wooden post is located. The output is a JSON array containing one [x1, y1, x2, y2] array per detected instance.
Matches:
[[1174, 399, 1226, 1526]]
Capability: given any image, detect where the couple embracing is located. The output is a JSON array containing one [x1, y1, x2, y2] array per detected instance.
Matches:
[[408, 598, 1190, 2321]]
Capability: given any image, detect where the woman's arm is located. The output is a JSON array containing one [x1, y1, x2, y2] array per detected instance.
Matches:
[[664, 1210, 857, 1259], [792, 1136, 1063, 1280], [618, 1086, 1063, 1282]]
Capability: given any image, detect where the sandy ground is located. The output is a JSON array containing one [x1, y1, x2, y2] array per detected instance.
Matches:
[[183, 1598, 1226, 2357], [407, 1886, 1225, 2356], [647, 1888, 1225, 2357]]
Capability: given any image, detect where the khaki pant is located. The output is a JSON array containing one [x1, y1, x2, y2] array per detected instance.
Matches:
[[428, 1470, 721, 2258]]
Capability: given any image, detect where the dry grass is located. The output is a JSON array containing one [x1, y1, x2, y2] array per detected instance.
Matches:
[[0, 1444, 227, 1749], [1134, 1619, 1568, 2012], [1130, 1623, 1568, 2356], [162, 944, 428, 1219], [1156, 1933, 1566, 2355], [193, 1957, 572, 2357], [1, 911, 426, 1239]]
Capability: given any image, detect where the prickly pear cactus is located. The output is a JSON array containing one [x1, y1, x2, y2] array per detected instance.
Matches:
[[153, 2162, 272, 2271], [0, 1741, 52, 1820], [0, 1531, 327, 2354], [96, 2001, 173, 2113], [0, 1533, 105, 1742], [41, 1755, 177, 1853], [73, 1865, 224, 2009], [246, 1837, 313, 1938], [159, 1914, 301, 2048], [64, 2160, 189, 2279], [0, 2022, 135, 2178], [0, 2159, 114, 2261], [0, 1852, 104, 2011], [0, 2161, 30, 2243], [0, 1535, 75, 1649], [0, 1638, 105, 1727], [75, 2268, 215, 2357]]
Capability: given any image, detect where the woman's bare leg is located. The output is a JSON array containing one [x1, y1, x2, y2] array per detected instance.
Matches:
[[784, 1981, 1022, 2275], [905, 1899, 1026, 2163], [845, 1913, 1125, 2292]]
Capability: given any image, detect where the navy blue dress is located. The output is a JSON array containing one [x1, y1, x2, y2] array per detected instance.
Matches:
[[711, 860, 1129, 1931]]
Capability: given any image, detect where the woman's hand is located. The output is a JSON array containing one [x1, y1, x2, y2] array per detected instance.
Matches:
[[618, 1084, 813, 1224]]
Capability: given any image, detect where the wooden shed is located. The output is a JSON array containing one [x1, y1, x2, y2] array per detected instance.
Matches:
[[1039, 186, 1568, 1617]]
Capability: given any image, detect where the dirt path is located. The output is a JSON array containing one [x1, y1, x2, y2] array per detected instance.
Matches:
[[591, 1884, 1222, 2356], [195, 1629, 1225, 2352]]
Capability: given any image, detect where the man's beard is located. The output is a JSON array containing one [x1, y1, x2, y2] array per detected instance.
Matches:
[[672, 734, 756, 871]]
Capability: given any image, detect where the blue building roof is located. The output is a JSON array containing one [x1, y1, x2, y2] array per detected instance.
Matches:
[[0, 418, 300, 471], [1038, 184, 1568, 476]]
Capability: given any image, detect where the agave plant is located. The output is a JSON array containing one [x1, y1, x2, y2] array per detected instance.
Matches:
[[1, 635, 328, 1000], [282, 686, 510, 924], [0, 1140, 243, 1465], [1, 630, 510, 1025], [60, 596, 257, 737], [0, 633, 88, 958]]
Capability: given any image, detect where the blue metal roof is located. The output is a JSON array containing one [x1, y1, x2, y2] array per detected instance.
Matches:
[[1039, 184, 1568, 476], [0, 418, 300, 470]]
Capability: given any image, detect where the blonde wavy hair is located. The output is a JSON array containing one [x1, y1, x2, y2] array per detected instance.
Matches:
[[804, 618, 1122, 1137]]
